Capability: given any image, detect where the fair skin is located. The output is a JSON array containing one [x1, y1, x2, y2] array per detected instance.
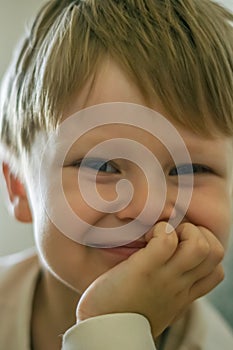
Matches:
[[3, 58, 233, 349]]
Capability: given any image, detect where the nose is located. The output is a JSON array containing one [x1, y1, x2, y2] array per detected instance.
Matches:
[[115, 172, 178, 226]]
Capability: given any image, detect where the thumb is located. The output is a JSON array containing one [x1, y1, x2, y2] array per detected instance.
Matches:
[[143, 222, 178, 262], [145, 221, 176, 243]]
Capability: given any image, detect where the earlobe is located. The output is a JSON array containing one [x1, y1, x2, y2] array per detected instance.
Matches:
[[2, 162, 32, 223]]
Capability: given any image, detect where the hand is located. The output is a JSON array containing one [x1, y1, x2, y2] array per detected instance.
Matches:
[[76, 222, 224, 338]]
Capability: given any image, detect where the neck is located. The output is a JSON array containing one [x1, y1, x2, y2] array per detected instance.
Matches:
[[31, 268, 80, 349]]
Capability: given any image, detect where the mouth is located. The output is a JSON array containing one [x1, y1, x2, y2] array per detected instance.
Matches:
[[98, 240, 147, 258]]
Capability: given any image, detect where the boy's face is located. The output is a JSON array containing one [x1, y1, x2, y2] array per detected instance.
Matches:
[[25, 58, 233, 293]]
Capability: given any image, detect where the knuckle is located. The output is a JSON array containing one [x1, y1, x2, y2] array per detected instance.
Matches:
[[156, 231, 178, 247], [213, 243, 225, 263], [178, 222, 193, 231], [216, 265, 225, 283], [195, 238, 210, 258], [165, 234, 179, 252], [198, 227, 225, 263]]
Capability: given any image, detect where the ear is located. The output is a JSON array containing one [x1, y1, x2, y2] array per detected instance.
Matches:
[[2, 162, 32, 223]]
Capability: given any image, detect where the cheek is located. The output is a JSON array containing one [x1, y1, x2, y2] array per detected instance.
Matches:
[[65, 184, 106, 225], [62, 170, 108, 224], [210, 205, 232, 248], [188, 189, 232, 248], [35, 219, 109, 293]]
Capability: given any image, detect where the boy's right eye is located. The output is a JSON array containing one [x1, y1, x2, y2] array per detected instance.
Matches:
[[72, 158, 120, 174]]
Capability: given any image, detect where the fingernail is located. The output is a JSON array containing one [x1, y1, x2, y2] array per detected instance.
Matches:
[[166, 223, 175, 234]]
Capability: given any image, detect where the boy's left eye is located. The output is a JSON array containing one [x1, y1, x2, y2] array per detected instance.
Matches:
[[169, 163, 212, 176], [73, 158, 120, 174]]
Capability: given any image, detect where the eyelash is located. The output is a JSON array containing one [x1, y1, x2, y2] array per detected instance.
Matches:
[[72, 158, 120, 174], [169, 164, 212, 176]]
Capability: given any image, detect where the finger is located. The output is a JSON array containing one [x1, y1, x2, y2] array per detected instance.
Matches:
[[135, 222, 178, 266], [167, 223, 210, 273], [197, 227, 225, 265], [189, 264, 225, 301], [182, 227, 224, 282]]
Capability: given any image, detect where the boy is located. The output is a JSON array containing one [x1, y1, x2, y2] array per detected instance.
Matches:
[[0, 0, 233, 349]]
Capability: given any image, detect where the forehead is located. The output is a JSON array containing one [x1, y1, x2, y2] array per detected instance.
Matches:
[[62, 56, 231, 137], [63, 57, 147, 119], [66, 121, 233, 160]]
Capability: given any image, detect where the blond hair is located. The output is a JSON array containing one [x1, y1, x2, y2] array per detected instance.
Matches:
[[0, 0, 233, 170]]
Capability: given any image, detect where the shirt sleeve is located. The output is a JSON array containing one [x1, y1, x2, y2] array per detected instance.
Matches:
[[62, 313, 156, 350]]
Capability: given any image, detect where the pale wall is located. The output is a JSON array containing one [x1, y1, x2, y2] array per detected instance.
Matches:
[[0, 0, 45, 256]]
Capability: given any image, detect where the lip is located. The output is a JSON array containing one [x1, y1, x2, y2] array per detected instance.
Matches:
[[99, 240, 147, 258]]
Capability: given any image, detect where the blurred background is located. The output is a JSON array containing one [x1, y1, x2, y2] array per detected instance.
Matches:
[[0, 0, 46, 256], [0, 0, 232, 330]]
